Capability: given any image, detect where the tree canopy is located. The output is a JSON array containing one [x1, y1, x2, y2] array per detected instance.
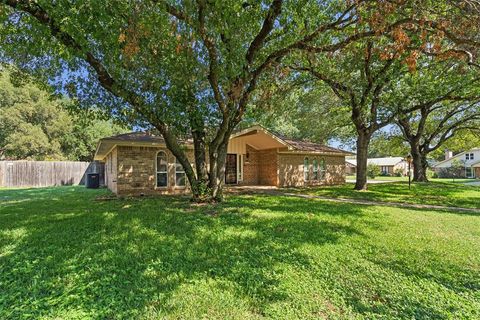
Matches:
[[1, 0, 480, 199], [0, 67, 127, 161]]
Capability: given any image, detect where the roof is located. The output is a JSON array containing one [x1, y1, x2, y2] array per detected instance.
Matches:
[[230, 125, 353, 155], [94, 125, 352, 160], [94, 132, 193, 161], [346, 157, 406, 167], [101, 132, 167, 143], [433, 148, 480, 167], [281, 138, 351, 154]]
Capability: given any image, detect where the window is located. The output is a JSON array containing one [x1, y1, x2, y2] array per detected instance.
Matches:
[[466, 167, 474, 178], [313, 159, 319, 180], [381, 166, 389, 174], [466, 153, 474, 161], [304, 157, 309, 181], [320, 158, 326, 180], [156, 151, 168, 187], [175, 158, 186, 187]]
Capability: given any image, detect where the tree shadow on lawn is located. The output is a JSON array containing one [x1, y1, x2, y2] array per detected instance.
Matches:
[[0, 187, 477, 318], [0, 187, 369, 318], [291, 182, 480, 209]]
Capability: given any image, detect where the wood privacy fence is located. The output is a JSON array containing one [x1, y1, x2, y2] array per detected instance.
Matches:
[[0, 161, 104, 188]]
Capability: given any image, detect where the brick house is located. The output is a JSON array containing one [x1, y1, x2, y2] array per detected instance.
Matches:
[[346, 157, 411, 176], [94, 125, 351, 196]]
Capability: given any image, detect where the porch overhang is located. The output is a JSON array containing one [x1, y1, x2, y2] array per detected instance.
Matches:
[[228, 125, 292, 151]]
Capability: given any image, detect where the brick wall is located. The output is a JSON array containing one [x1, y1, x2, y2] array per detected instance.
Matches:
[[476, 167, 480, 178], [257, 148, 278, 186], [278, 153, 345, 187], [242, 145, 259, 185], [105, 148, 118, 193], [114, 146, 194, 196]]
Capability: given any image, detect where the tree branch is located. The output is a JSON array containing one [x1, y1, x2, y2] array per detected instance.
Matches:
[[245, 0, 283, 65]]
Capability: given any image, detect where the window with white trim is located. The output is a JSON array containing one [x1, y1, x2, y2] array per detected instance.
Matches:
[[156, 151, 168, 187], [466, 167, 474, 178], [304, 157, 309, 181], [175, 158, 186, 187], [313, 159, 319, 180]]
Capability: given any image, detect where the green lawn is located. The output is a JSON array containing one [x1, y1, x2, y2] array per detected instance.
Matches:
[[290, 181, 480, 209], [346, 175, 476, 184], [1, 187, 479, 319]]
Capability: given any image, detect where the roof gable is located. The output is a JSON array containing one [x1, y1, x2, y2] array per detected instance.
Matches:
[[434, 148, 480, 167]]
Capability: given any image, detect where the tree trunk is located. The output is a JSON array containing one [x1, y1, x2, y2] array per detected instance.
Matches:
[[354, 131, 370, 191], [410, 144, 429, 182], [209, 142, 228, 201]]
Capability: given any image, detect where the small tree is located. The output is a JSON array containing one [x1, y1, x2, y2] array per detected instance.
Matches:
[[367, 164, 381, 179], [450, 159, 465, 181]]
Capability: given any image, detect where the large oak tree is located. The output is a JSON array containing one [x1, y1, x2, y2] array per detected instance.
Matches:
[[290, 0, 480, 190], [0, 0, 409, 200]]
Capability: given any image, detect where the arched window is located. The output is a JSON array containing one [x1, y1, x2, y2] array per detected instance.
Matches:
[[313, 159, 319, 180], [320, 158, 326, 180], [156, 151, 168, 187], [304, 157, 309, 181], [175, 158, 186, 187]]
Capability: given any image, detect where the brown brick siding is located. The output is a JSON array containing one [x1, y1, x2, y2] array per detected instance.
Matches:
[[476, 167, 480, 178], [115, 146, 194, 196], [278, 154, 345, 187], [257, 148, 278, 186], [242, 145, 259, 185], [105, 144, 346, 195]]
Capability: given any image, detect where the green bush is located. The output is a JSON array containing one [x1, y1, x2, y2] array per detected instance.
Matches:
[[394, 168, 404, 177], [367, 163, 381, 179]]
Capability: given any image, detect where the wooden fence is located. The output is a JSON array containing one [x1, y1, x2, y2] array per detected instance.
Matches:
[[0, 161, 104, 188]]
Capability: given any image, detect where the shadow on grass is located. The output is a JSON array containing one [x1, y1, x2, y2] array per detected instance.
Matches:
[[286, 181, 480, 209], [0, 186, 369, 318], [0, 187, 478, 319]]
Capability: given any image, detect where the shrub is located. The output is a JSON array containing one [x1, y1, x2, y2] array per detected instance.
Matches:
[[394, 168, 404, 177], [367, 164, 381, 179]]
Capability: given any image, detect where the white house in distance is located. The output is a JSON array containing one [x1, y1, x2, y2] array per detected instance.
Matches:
[[346, 157, 410, 176], [433, 148, 480, 179]]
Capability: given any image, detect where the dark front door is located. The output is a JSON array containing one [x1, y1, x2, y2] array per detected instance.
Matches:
[[225, 154, 237, 184]]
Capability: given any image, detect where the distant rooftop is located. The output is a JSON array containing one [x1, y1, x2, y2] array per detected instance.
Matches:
[[346, 157, 406, 167]]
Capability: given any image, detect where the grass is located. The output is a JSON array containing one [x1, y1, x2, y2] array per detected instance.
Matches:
[[292, 181, 480, 209], [1, 186, 479, 319], [346, 175, 477, 184]]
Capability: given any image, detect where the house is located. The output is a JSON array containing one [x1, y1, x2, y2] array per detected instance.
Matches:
[[346, 157, 410, 176], [433, 148, 480, 179], [345, 158, 357, 175], [93, 125, 352, 196]]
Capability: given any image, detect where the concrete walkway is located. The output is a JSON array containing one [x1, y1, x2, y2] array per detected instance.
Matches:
[[464, 181, 480, 187], [345, 179, 395, 184]]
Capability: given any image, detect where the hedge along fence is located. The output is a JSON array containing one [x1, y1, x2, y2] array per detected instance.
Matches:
[[0, 161, 104, 188]]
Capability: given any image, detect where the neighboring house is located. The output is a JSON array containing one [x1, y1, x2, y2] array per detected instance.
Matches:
[[346, 157, 410, 176], [94, 125, 352, 196], [345, 158, 357, 175], [433, 148, 480, 179]]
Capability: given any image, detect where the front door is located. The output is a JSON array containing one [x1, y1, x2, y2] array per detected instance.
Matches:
[[225, 154, 237, 184]]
